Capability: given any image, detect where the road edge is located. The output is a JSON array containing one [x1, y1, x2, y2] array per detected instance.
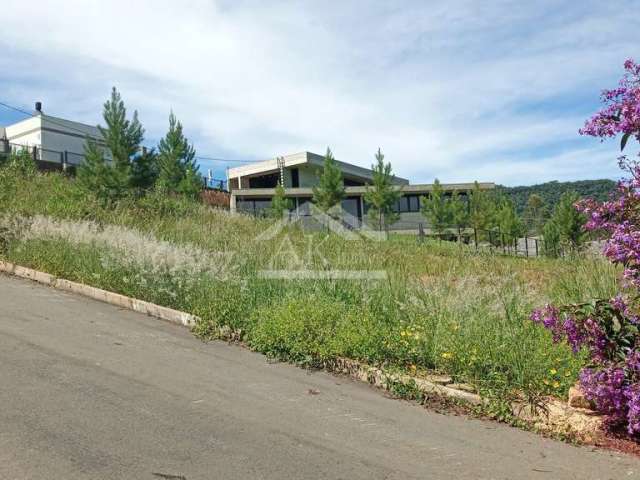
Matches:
[[0, 259, 604, 442], [0, 260, 198, 328]]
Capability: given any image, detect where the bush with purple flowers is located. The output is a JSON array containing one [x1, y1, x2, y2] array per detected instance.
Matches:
[[532, 59, 640, 436]]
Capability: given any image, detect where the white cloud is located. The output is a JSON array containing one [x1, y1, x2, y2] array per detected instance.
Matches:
[[0, 0, 638, 185]]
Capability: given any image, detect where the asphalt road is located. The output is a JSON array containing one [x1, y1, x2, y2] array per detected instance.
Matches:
[[1, 275, 639, 479]]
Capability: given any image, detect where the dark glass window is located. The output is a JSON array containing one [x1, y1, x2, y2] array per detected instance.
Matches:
[[249, 172, 279, 188], [344, 177, 365, 186], [409, 195, 420, 212], [291, 168, 299, 188], [397, 196, 409, 213]]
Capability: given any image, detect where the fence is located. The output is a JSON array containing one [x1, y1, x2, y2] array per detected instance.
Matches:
[[236, 204, 563, 258], [0, 140, 228, 190]]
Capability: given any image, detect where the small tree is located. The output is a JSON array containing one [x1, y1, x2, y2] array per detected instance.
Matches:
[[312, 147, 345, 215], [364, 148, 402, 231], [157, 112, 200, 195], [542, 218, 561, 257], [468, 181, 495, 235], [270, 182, 293, 218], [448, 191, 469, 229], [77, 140, 126, 203], [524, 193, 547, 235], [552, 191, 586, 249], [130, 147, 159, 193], [421, 179, 450, 238], [78, 87, 147, 201], [495, 197, 524, 245]]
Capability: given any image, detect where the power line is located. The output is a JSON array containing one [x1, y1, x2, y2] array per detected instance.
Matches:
[[0, 100, 265, 164]]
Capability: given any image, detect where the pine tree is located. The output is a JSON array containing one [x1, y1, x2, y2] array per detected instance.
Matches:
[[78, 140, 114, 202], [551, 191, 586, 249], [495, 196, 524, 244], [270, 182, 292, 218], [100, 87, 145, 177], [177, 165, 204, 199], [542, 219, 562, 257], [130, 147, 159, 193], [312, 147, 345, 214], [524, 193, 547, 234], [421, 179, 450, 238], [448, 191, 469, 229], [157, 112, 200, 194], [79, 87, 146, 201], [468, 181, 496, 237], [364, 148, 402, 231]]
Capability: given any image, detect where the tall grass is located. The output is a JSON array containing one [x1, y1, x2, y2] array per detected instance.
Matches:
[[0, 171, 619, 401]]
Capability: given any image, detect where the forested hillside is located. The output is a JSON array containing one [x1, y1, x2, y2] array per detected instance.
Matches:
[[499, 179, 617, 214]]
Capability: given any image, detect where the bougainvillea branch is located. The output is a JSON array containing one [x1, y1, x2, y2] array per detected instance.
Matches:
[[532, 59, 640, 435]]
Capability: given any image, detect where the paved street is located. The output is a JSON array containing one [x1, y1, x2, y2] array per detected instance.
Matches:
[[1, 274, 638, 479]]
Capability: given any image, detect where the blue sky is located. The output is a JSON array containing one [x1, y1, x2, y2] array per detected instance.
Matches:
[[1, 0, 639, 186]]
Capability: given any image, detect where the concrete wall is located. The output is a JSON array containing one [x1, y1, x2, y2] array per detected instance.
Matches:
[[5, 117, 42, 148], [3, 115, 107, 165]]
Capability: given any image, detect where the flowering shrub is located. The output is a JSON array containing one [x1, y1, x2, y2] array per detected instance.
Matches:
[[532, 59, 640, 435]]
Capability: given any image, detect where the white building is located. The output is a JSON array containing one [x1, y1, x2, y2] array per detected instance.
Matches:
[[0, 102, 106, 169]]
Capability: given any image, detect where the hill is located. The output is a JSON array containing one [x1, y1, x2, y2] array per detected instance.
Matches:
[[498, 179, 617, 214]]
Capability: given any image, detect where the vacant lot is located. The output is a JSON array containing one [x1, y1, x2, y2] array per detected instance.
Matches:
[[0, 171, 620, 408]]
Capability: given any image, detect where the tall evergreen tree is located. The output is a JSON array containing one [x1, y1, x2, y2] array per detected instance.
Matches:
[[364, 148, 402, 231], [157, 112, 200, 194], [78, 87, 147, 201], [421, 179, 450, 237], [312, 147, 345, 214]]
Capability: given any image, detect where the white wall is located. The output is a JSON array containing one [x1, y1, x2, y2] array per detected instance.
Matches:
[[4, 115, 109, 165]]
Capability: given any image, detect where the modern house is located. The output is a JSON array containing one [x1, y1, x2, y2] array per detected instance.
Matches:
[[0, 102, 106, 170], [227, 151, 494, 228]]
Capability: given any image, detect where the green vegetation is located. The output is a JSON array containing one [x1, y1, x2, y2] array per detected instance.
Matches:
[[0, 163, 619, 407], [500, 179, 616, 216], [364, 148, 402, 231], [270, 183, 292, 218], [312, 147, 345, 213], [78, 87, 202, 204], [157, 112, 202, 197], [420, 179, 450, 237]]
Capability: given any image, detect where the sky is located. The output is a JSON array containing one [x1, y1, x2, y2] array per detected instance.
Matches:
[[0, 0, 639, 186]]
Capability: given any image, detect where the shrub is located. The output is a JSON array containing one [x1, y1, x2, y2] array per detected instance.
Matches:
[[532, 59, 640, 435]]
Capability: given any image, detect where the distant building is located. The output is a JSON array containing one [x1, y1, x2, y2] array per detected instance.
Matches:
[[227, 151, 494, 228], [0, 102, 107, 170]]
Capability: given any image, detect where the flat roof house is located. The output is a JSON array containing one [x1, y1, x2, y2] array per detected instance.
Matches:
[[227, 151, 494, 228], [0, 102, 106, 170]]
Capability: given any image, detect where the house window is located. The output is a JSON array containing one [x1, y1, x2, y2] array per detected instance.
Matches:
[[249, 172, 279, 188], [291, 168, 299, 188], [408, 195, 420, 212], [397, 196, 409, 213]]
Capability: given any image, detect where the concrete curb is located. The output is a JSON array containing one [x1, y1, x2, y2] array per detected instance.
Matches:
[[0, 261, 198, 328]]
